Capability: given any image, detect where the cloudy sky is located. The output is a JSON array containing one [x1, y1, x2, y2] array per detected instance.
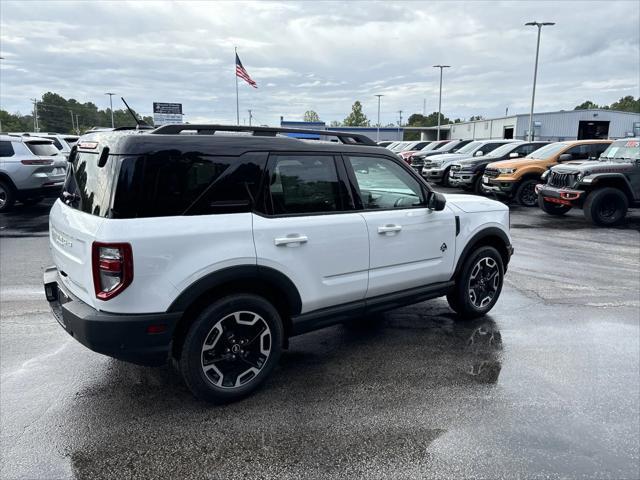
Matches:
[[1, 0, 639, 126]]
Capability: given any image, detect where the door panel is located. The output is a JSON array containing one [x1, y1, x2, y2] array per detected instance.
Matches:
[[345, 155, 456, 298], [253, 153, 369, 313]]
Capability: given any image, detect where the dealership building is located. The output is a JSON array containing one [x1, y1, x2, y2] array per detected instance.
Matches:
[[281, 109, 640, 142]]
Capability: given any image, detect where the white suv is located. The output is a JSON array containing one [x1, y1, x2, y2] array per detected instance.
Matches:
[[44, 125, 513, 403], [0, 134, 67, 212]]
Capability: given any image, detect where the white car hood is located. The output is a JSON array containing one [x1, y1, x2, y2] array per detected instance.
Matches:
[[444, 194, 508, 213]]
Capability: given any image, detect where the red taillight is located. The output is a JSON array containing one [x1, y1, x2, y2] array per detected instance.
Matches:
[[21, 159, 54, 165], [92, 242, 133, 300]]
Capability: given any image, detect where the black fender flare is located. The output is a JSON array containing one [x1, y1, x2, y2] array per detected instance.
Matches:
[[452, 227, 512, 280], [580, 173, 635, 200], [167, 264, 302, 316]]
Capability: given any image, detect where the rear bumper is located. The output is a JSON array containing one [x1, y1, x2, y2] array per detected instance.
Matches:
[[535, 184, 586, 207], [43, 266, 182, 366]]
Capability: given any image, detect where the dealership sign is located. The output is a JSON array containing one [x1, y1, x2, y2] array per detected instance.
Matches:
[[153, 102, 183, 125]]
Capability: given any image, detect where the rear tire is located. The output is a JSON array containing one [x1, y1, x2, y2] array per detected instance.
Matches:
[[0, 180, 15, 213], [538, 196, 571, 215], [584, 188, 628, 226], [179, 294, 284, 403], [447, 246, 504, 320], [516, 179, 539, 207], [472, 175, 484, 195]]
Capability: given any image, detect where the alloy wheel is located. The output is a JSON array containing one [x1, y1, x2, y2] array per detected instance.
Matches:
[[200, 311, 272, 389], [0, 184, 6, 209], [468, 257, 500, 309]]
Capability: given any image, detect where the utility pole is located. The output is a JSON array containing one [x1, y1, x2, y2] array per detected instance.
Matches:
[[525, 21, 555, 141], [105, 92, 115, 128], [397, 110, 403, 140], [30, 98, 40, 132], [75, 114, 80, 135], [433, 65, 450, 141], [70, 110, 75, 133], [375, 94, 384, 142], [248, 109, 253, 126], [505, 106, 509, 117]]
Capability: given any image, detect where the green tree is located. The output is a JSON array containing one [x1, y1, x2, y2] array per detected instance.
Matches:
[[610, 96, 640, 113], [404, 112, 451, 140], [0, 110, 32, 132], [343, 101, 370, 126], [329, 120, 341, 127], [303, 110, 320, 122], [469, 115, 484, 121], [574, 100, 600, 110]]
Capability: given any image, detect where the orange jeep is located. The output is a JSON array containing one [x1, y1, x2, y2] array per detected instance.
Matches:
[[481, 140, 612, 206]]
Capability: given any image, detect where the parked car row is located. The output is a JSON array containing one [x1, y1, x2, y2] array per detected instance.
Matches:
[[380, 137, 637, 226], [0, 133, 70, 212]]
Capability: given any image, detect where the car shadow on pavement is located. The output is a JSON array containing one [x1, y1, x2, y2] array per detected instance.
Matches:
[[65, 302, 503, 479]]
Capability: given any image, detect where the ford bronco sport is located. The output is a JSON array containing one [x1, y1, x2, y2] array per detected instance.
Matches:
[[482, 139, 612, 207], [44, 125, 513, 403], [536, 138, 640, 226]]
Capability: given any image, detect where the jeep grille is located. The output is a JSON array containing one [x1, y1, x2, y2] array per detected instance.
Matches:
[[549, 172, 578, 188]]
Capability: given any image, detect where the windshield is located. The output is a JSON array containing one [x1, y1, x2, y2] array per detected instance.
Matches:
[[390, 142, 407, 152], [600, 139, 640, 161], [25, 141, 59, 156], [485, 143, 518, 158], [527, 142, 567, 159], [456, 141, 483, 154]]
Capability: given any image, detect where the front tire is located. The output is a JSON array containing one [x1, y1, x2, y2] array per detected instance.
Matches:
[[180, 294, 284, 403], [516, 179, 539, 207], [442, 167, 452, 187], [584, 188, 628, 226], [447, 246, 504, 320], [538, 195, 571, 215]]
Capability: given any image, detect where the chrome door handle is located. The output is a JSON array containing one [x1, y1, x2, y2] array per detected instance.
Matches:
[[377, 224, 402, 235], [274, 234, 308, 247]]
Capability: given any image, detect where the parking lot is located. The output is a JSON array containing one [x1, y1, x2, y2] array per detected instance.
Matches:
[[1, 192, 638, 479]]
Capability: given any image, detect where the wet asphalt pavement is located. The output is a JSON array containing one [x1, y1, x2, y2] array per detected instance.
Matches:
[[1, 193, 639, 480]]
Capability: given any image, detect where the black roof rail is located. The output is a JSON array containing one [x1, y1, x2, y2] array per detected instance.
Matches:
[[149, 124, 378, 146]]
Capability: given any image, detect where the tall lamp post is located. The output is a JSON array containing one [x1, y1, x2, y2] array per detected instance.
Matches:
[[375, 94, 384, 142], [433, 65, 450, 141], [105, 92, 115, 128], [525, 21, 554, 141]]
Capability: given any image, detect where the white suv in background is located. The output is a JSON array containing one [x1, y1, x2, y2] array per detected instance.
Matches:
[[0, 134, 66, 212], [44, 125, 513, 403]]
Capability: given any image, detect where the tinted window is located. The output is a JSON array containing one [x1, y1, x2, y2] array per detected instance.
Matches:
[[113, 152, 266, 218], [269, 155, 342, 215], [348, 156, 424, 209], [564, 144, 591, 160], [0, 141, 15, 157], [481, 143, 508, 155], [514, 144, 539, 156], [25, 141, 58, 156], [590, 143, 610, 158], [528, 143, 568, 159], [61, 152, 117, 217]]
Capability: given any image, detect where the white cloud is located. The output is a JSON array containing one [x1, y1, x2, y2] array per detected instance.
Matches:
[[0, 0, 638, 126]]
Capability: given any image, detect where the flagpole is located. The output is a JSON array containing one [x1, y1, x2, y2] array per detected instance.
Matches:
[[235, 47, 240, 125]]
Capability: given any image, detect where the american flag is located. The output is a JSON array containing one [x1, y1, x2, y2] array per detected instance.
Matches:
[[235, 53, 257, 88]]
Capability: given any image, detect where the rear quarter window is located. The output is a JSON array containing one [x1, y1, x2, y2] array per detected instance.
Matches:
[[61, 151, 118, 217], [112, 151, 267, 218], [0, 141, 15, 157]]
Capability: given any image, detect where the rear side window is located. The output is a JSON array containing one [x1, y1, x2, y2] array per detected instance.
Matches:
[[45, 137, 64, 150], [482, 143, 507, 155], [112, 152, 266, 218], [0, 141, 15, 157], [268, 155, 342, 215], [25, 141, 58, 157]]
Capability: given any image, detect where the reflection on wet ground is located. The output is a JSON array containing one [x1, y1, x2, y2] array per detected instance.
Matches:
[[65, 312, 502, 479]]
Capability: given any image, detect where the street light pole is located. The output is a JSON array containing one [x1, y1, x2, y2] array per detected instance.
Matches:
[[105, 93, 115, 128], [397, 110, 403, 140], [433, 65, 450, 141], [525, 21, 554, 141], [248, 109, 253, 126], [375, 94, 384, 142]]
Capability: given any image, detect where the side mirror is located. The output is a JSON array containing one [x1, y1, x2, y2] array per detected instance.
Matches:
[[558, 153, 572, 162], [509, 152, 520, 158], [427, 191, 446, 211], [474, 150, 484, 157]]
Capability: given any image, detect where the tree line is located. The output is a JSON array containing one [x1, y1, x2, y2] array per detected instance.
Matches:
[[574, 96, 640, 112], [0, 92, 153, 133]]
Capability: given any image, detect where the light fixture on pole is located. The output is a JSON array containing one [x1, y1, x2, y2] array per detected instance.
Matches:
[[525, 21, 554, 141], [433, 65, 450, 141], [105, 92, 115, 128], [374, 94, 384, 142]]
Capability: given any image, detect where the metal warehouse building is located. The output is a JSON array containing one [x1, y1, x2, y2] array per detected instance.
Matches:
[[423, 109, 640, 141]]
